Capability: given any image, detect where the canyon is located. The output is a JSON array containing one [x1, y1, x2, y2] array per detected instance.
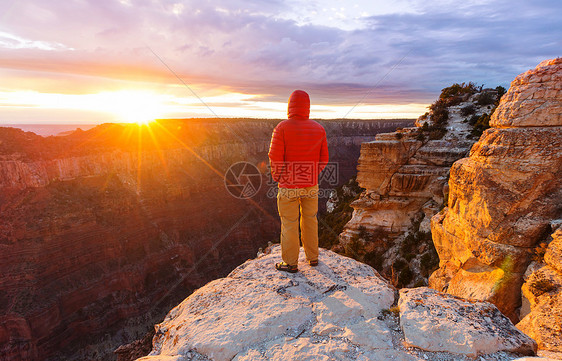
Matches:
[[0, 118, 411, 361], [337, 82, 502, 288], [327, 58, 560, 357], [429, 58, 562, 341], [3, 57, 561, 360]]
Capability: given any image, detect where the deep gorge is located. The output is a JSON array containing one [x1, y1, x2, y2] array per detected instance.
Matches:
[[0, 118, 412, 361]]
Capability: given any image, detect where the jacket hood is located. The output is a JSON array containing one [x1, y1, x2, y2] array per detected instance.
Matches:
[[287, 90, 310, 120]]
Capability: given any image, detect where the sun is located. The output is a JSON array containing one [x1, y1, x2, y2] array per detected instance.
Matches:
[[105, 90, 167, 125]]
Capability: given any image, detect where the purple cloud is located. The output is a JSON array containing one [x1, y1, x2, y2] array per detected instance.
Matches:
[[0, 0, 560, 113]]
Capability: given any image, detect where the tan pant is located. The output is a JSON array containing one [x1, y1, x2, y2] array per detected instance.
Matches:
[[277, 185, 319, 266]]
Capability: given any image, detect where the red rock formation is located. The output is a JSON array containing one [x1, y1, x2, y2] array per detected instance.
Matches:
[[340, 90, 498, 243], [429, 59, 562, 323], [337, 87, 495, 286], [518, 226, 562, 355], [0, 118, 411, 361]]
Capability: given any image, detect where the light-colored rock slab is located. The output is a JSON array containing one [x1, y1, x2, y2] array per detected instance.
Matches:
[[141, 245, 396, 361], [399, 287, 537, 357], [138, 247, 545, 361]]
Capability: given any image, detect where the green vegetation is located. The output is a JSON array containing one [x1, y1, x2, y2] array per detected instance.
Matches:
[[477, 92, 495, 106], [318, 177, 364, 249], [419, 83, 507, 141], [398, 217, 440, 287], [417, 82, 480, 141], [341, 225, 391, 269], [439, 82, 480, 101], [467, 113, 491, 138], [464, 85, 507, 139], [495, 86, 507, 103], [460, 104, 476, 117], [381, 305, 400, 318], [429, 99, 450, 125], [364, 250, 384, 271], [398, 266, 414, 286]]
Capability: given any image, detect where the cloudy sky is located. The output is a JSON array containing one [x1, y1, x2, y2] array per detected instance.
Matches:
[[0, 0, 560, 124]]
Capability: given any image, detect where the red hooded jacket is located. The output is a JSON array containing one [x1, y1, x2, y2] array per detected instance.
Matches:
[[268, 90, 329, 188]]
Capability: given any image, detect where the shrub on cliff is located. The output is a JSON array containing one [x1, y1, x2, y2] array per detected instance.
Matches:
[[477, 92, 496, 106], [319, 177, 364, 249], [418, 94, 451, 141], [495, 86, 506, 104], [438, 82, 480, 107], [460, 104, 476, 117], [342, 233, 365, 259], [468, 112, 491, 138], [420, 250, 439, 278], [439, 82, 479, 99], [364, 250, 384, 271], [398, 266, 414, 287], [428, 127, 447, 140], [428, 99, 450, 125]]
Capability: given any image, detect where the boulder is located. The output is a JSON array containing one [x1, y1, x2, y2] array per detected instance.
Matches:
[[491, 58, 562, 128], [399, 287, 537, 357]]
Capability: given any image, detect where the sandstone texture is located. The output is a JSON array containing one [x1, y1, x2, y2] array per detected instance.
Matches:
[[491, 59, 562, 128], [341, 114, 475, 239], [429, 59, 562, 323], [140, 246, 537, 361], [517, 227, 562, 353], [399, 287, 536, 357], [338, 88, 496, 287]]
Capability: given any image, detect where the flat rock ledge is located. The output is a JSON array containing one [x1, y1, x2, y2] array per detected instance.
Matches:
[[399, 288, 537, 357], [138, 246, 539, 361]]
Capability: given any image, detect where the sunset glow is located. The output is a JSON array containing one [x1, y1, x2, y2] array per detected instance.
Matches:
[[104, 91, 166, 124], [0, 1, 560, 125]]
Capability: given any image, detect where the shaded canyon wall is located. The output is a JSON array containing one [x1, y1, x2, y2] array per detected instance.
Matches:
[[0, 118, 412, 361]]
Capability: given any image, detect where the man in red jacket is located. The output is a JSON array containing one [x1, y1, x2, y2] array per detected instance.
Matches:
[[268, 90, 329, 273]]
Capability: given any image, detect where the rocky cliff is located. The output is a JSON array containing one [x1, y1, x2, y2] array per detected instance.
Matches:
[[0, 118, 411, 361], [138, 245, 537, 361], [518, 226, 562, 356], [429, 59, 562, 329], [337, 84, 501, 287]]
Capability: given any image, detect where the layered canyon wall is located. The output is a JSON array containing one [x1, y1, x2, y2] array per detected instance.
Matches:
[[337, 85, 500, 287], [0, 118, 411, 361], [429, 59, 562, 328]]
